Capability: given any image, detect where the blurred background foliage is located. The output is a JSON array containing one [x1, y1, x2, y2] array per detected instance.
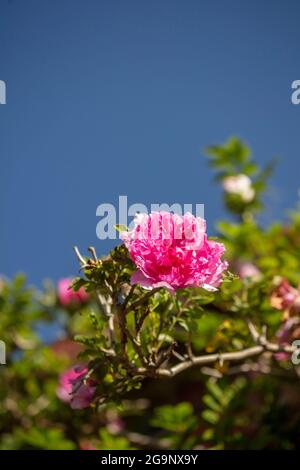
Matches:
[[1, 138, 300, 449]]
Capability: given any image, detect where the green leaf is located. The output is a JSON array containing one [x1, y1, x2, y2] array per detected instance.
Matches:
[[202, 410, 219, 425], [114, 224, 128, 233]]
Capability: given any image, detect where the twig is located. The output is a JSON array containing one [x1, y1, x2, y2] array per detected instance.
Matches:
[[88, 246, 98, 262], [73, 246, 88, 268], [155, 342, 177, 368], [172, 350, 186, 362], [248, 320, 270, 346], [99, 347, 116, 357]]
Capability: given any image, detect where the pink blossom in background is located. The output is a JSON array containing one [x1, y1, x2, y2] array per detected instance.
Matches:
[[270, 279, 300, 318], [277, 280, 298, 308], [275, 318, 300, 361], [121, 212, 228, 293], [236, 262, 261, 280], [57, 278, 90, 306], [57, 364, 96, 409]]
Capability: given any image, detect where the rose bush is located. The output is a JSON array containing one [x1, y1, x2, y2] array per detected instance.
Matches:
[[1, 137, 300, 449]]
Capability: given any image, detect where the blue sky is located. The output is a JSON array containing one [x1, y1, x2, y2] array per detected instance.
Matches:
[[1, 0, 300, 285]]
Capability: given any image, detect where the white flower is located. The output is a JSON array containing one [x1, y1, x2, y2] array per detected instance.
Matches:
[[223, 174, 255, 202]]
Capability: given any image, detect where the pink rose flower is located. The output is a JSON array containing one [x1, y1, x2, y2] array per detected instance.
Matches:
[[58, 278, 90, 306], [57, 364, 97, 409], [121, 212, 228, 293]]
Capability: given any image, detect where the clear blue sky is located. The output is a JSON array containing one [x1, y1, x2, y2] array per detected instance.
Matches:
[[1, 0, 300, 285]]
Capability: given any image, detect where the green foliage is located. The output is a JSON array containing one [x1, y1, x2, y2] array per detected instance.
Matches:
[[151, 402, 197, 433], [0, 428, 76, 450], [97, 429, 133, 450], [205, 137, 275, 218], [201, 378, 247, 447], [150, 403, 198, 450]]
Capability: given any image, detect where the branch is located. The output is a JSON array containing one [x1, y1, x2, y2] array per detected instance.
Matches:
[[151, 322, 296, 378], [155, 345, 265, 377]]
